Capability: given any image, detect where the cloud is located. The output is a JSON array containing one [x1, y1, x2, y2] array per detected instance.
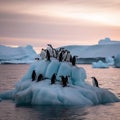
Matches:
[[0, 0, 120, 48], [1, 0, 120, 27]]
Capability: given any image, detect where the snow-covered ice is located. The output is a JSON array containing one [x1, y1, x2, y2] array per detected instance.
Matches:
[[98, 37, 120, 45], [0, 59, 119, 106], [0, 37, 120, 64], [92, 56, 115, 68], [105, 57, 114, 66], [0, 45, 37, 64], [114, 54, 120, 68], [92, 60, 109, 68], [0, 38, 120, 106]]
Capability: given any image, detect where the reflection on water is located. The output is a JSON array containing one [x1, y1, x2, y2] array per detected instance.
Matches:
[[85, 103, 120, 120], [0, 64, 29, 92], [0, 64, 120, 120], [1, 101, 120, 120]]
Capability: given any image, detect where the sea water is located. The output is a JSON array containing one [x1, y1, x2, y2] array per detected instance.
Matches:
[[0, 64, 120, 120]]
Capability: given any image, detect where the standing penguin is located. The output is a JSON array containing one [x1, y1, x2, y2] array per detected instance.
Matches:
[[72, 56, 78, 66], [32, 70, 36, 81], [66, 51, 71, 62], [47, 44, 54, 57], [57, 48, 64, 60], [51, 73, 57, 84], [60, 75, 68, 87], [40, 48, 46, 60], [60, 75, 65, 87], [37, 74, 43, 82], [62, 50, 68, 61], [58, 51, 63, 62], [53, 49, 57, 58], [91, 77, 99, 88], [64, 75, 70, 84], [46, 50, 51, 61]]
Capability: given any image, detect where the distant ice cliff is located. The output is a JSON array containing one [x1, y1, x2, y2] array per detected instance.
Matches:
[[0, 45, 37, 64]]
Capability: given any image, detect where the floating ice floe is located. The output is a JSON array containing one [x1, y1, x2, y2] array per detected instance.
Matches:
[[92, 60, 109, 68], [105, 57, 114, 66], [114, 54, 120, 68], [0, 59, 119, 106]]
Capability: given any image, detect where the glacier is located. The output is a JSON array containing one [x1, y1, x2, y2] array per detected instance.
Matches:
[[0, 59, 119, 106], [0, 45, 37, 64]]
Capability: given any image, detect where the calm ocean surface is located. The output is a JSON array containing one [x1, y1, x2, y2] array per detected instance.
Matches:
[[0, 64, 120, 120]]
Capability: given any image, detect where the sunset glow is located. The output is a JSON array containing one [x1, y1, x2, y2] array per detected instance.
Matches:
[[21, 3, 120, 26], [0, 0, 120, 51]]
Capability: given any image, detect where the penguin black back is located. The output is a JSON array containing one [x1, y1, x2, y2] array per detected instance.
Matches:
[[70, 55, 73, 63], [37, 74, 43, 82], [46, 50, 51, 61], [32, 70, 36, 81], [60, 75, 68, 87], [64, 76, 69, 84], [91, 77, 99, 87], [51, 73, 56, 84], [72, 56, 76, 66], [59, 52, 63, 62]]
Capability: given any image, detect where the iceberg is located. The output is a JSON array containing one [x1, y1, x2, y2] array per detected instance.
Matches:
[[0, 59, 119, 106], [62, 38, 120, 64], [0, 37, 120, 64], [114, 54, 120, 68], [92, 60, 109, 68], [0, 45, 37, 64], [98, 37, 120, 45], [105, 57, 114, 66]]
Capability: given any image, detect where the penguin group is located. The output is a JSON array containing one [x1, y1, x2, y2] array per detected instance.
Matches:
[[60, 75, 69, 87], [31, 44, 79, 87], [31, 70, 70, 87], [50, 74, 70, 87], [40, 44, 78, 66], [32, 70, 44, 82], [32, 69, 100, 88]]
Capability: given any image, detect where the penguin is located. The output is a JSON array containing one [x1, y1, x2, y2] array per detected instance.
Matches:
[[70, 55, 73, 63], [60, 75, 65, 86], [64, 76, 69, 84], [53, 49, 57, 58], [37, 74, 43, 82], [40, 48, 46, 60], [47, 44, 54, 57], [46, 49, 51, 61], [57, 48, 64, 60], [72, 56, 78, 66], [51, 73, 57, 84], [91, 77, 99, 88], [32, 70, 36, 81], [60, 75, 68, 87], [58, 51, 63, 62], [66, 51, 71, 62], [62, 50, 68, 61], [35, 57, 39, 61]]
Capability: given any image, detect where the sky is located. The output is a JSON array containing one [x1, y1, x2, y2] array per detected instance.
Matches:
[[0, 0, 120, 53]]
